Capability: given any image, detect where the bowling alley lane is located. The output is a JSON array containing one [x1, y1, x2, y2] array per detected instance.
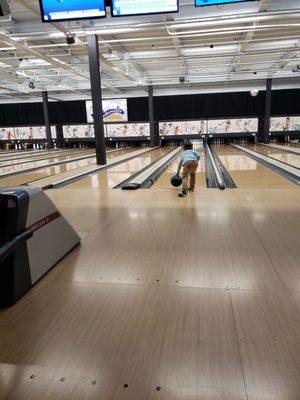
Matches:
[[0, 148, 59, 159], [214, 145, 295, 188], [0, 148, 94, 166], [0, 149, 98, 177], [244, 144, 300, 168], [152, 147, 206, 189], [264, 142, 300, 155], [0, 147, 135, 187], [277, 142, 300, 150], [66, 147, 171, 188]]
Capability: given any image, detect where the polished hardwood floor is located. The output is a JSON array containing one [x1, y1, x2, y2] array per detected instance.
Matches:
[[0, 187, 299, 399]]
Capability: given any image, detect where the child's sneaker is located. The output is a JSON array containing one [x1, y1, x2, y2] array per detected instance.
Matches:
[[178, 190, 188, 198]]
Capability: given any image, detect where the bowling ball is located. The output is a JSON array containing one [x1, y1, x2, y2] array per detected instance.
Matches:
[[171, 175, 182, 187]]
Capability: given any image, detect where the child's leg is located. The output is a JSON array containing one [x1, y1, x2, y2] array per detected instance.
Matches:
[[189, 162, 198, 190], [182, 165, 189, 191], [189, 173, 196, 190]]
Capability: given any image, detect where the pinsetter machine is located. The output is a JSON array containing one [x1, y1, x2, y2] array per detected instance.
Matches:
[[0, 187, 80, 305]]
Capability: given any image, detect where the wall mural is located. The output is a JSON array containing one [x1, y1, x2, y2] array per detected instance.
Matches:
[[270, 116, 300, 132], [0, 127, 14, 141], [106, 123, 150, 137], [14, 126, 32, 140], [187, 120, 207, 135], [208, 118, 258, 134], [2, 117, 299, 142], [0, 126, 56, 140], [63, 125, 95, 138], [159, 120, 206, 136], [160, 119, 258, 135], [63, 123, 150, 138]]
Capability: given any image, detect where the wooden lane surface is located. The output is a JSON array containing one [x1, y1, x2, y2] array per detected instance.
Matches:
[[0, 149, 60, 159], [0, 284, 246, 400], [235, 189, 300, 292], [277, 143, 300, 150], [231, 290, 300, 400], [0, 188, 300, 399], [247, 144, 300, 168], [0, 149, 93, 166], [0, 151, 98, 176], [152, 147, 206, 189], [45, 189, 288, 291], [214, 145, 295, 188], [0, 148, 135, 187], [29, 148, 152, 188], [67, 147, 171, 189], [0, 148, 80, 161], [264, 143, 300, 155]]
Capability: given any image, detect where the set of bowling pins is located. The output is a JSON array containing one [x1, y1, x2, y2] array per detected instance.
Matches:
[[209, 138, 224, 145], [73, 143, 88, 149], [168, 140, 185, 147], [190, 139, 204, 149], [230, 138, 249, 145], [32, 143, 48, 150]]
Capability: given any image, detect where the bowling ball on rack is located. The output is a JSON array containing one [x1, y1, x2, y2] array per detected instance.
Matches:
[[170, 175, 182, 187]]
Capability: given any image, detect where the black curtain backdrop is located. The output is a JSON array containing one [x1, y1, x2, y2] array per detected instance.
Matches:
[[155, 91, 265, 120], [270, 89, 300, 115], [0, 100, 87, 126], [129, 89, 300, 121], [0, 89, 299, 126]]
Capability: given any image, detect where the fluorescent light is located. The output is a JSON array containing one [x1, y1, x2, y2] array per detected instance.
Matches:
[[85, 27, 135, 36], [19, 58, 51, 68], [0, 46, 16, 51], [48, 32, 65, 38]]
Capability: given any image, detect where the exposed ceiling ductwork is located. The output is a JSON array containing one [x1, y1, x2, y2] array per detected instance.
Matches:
[[0, 0, 299, 102]]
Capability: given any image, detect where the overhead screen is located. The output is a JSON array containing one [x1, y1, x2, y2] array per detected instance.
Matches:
[[195, 0, 255, 6], [39, 0, 106, 22], [111, 0, 179, 17]]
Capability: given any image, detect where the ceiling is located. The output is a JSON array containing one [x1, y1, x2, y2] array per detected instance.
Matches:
[[0, 0, 300, 103]]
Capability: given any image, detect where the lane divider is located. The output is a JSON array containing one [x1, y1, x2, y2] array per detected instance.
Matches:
[[119, 147, 181, 190], [209, 145, 237, 189], [205, 144, 225, 190]]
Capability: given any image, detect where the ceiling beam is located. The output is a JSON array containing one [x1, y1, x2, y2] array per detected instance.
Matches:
[[13, 0, 122, 94], [227, 0, 274, 80], [269, 41, 300, 77], [164, 15, 188, 86]]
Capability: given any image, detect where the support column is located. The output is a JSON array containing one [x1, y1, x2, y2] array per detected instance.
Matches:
[[87, 34, 106, 165], [148, 85, 156, 148], [262, 78, 272, 144], [42, 91, 53, 149], [56, 125, 64, 148]]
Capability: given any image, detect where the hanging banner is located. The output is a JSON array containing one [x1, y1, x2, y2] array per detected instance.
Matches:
[[86, 99, 128, 123]]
